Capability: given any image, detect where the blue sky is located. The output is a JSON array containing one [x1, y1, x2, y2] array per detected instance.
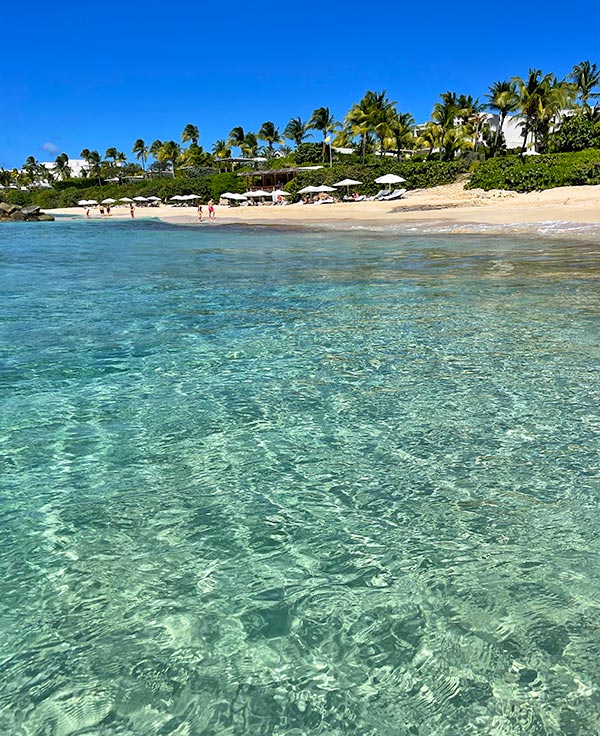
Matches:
[[2, 1, 599, 169]]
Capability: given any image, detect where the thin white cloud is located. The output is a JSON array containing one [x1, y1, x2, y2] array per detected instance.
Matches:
[[41, 142, 59, 154]]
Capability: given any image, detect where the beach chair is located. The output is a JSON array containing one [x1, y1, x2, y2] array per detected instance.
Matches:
[[342, 195, 366, 202], [368, 189, 391, 201], [382, 188, 407, 200]]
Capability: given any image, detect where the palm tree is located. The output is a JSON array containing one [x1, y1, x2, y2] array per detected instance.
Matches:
[[309, 106, 336, 163], [158, 141, 181, 177], [53, 153, 72, 180], [486, 80, 519, 154], [257, 121, 283, 158], [416, 122, 442, 160], [212, 139, 232, 170], [570, 60, 600, 112], [228, 126, 246, 153], [513, 69, 571, 152], [241, 132, 258, 158], [22, 156, 43, 184], [132, 139, 149, 171], [344, 100, 371, 163], [387, 111, 415, 160], [362, 90, 396, 158], [431, 94, 458, 160], [181, 124, 200, 145], [284, 117, 311, 147]]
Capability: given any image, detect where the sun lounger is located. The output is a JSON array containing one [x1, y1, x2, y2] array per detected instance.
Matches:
[[368, 189, 391, 201], [382, 188, 407, 201], [342, 195, 366, 202]]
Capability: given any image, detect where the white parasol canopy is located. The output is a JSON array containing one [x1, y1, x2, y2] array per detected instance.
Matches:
[[298, 185, 319, 194], [222, 192, 248, 200], [101, 198, 116, 204], [271, 189, 290, 196], [119, 197, 133, 202], [314, 185, 336, 193], [244, 190, 271, 197], [77, 199, 89, 206], [374, 173, 406, 185], [333, 178, 362, 187], [146, 196, 161, 201], [133, 196, 148, 201]]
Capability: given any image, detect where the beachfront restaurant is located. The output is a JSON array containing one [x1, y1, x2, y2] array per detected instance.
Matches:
[[237, 166, 322, 193]]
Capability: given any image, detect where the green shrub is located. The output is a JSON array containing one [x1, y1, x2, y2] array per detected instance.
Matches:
[[467, 149, 600, 191], [548, 114, 600, 153], [284, 160, 468, 200]]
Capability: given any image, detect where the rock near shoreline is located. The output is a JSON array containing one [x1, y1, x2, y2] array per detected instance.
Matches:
[[0, 203, 54, 222]]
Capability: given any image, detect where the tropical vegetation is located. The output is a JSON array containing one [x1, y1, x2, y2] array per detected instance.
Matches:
[[3, 60, 600, 198]]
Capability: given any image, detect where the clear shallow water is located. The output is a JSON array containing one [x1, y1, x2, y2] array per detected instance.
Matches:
[[1, 219, 599, 735]]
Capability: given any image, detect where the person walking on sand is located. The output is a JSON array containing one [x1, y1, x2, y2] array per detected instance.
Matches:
[[86, 208, 91, 218], [197, 203, 203, 222], [207, 199, 215, 221], [129, 203, 135, 218]]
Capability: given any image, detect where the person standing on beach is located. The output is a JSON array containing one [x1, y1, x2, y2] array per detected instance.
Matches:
[[99, 206, 105, 216], [106, 205, 111, 216], [207, 199, 215, 221], [129, 203, 135, 218], [86, 208, 91, 218], [197, 203, 203, 222]]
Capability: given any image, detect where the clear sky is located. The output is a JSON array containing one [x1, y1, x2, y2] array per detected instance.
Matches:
[[2, 0, 599, 169]]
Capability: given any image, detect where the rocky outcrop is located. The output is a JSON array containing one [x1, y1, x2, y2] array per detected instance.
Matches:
[[0, 202, 54, 221]]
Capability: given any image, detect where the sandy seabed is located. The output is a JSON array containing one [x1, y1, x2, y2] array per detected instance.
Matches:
[[50, 182, 600, 237]]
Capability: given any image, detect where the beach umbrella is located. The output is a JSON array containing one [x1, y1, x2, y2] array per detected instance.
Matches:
[[133, 196, 148, 202], [333, 178, 362, 197], [297, 185, 319, 194], [146, 196, 161, 201], [271, 189, 290, 197], [77, 199, 88, 206], [86, 199, 98, 205], [374, 173, 406, 185], [244, 190, 271, 197], [119, 197, 133, 202], [101, 198, 117, 204], [314, 185, 336, 193], [222, 192, 246, 200], [169, 195, 183, 201]]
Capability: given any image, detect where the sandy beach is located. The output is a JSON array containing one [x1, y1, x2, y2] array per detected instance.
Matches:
[[50, 182, 600, 234]]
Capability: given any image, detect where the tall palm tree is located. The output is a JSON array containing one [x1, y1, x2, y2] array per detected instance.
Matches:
[[486, 80, 519, 153], [132, 139, 149, 171], [257, 121, 283, 157], [309, 106, 336, 163], [52, 153, 72, 180], [570, 60, 600, 112], [431, 94, 458, 160], [228, 126, 246, 153], [513, 69, 571, 152], [416, 122, 442, 160], [241, 132, 258, 158], [158, 141, 181, 177], [181, 124, 200, 145], [344, 100, 371, 163], [283, 117, 311, 147], [362, 90, 396, 158], [387, 111, 415, 160], [212, 139, 232, 171]]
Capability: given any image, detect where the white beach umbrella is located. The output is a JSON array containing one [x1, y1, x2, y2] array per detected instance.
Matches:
[[245, 190, 271, 198], [119, 197, 133, 202], [297, 185, 319, 194], [133, 196, 148, 202], [101, 198, 117, 204], [271, 189, 290, 196], [146, 196, 161, 201], [222, 192, 245, 200], [314, 185, 336, 193], [86, 199, 98, 205], [169, 195, 183, 201], [374, 173, 406, 185], [77, 199, 89, 206]]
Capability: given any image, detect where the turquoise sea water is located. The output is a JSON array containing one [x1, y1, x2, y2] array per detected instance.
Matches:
[[1, 219, 599, 735]]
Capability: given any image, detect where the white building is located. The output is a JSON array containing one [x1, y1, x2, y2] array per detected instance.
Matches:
[[40, 158, 89, 178]]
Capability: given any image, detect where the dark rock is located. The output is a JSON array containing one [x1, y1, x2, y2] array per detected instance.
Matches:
[[21, 204, 41, 216], [0, 202, 19, 215], [10, 211, 25, 220], [36, 213, 55, 221]]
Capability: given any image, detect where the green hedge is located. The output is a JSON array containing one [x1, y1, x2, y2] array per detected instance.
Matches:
[[467, 149, 600, 191], [284, 160, 468, 200], [0, 173, 246, 209]]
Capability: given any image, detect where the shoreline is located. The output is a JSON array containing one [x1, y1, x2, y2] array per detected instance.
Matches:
[[48, 182, 600, 238]]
